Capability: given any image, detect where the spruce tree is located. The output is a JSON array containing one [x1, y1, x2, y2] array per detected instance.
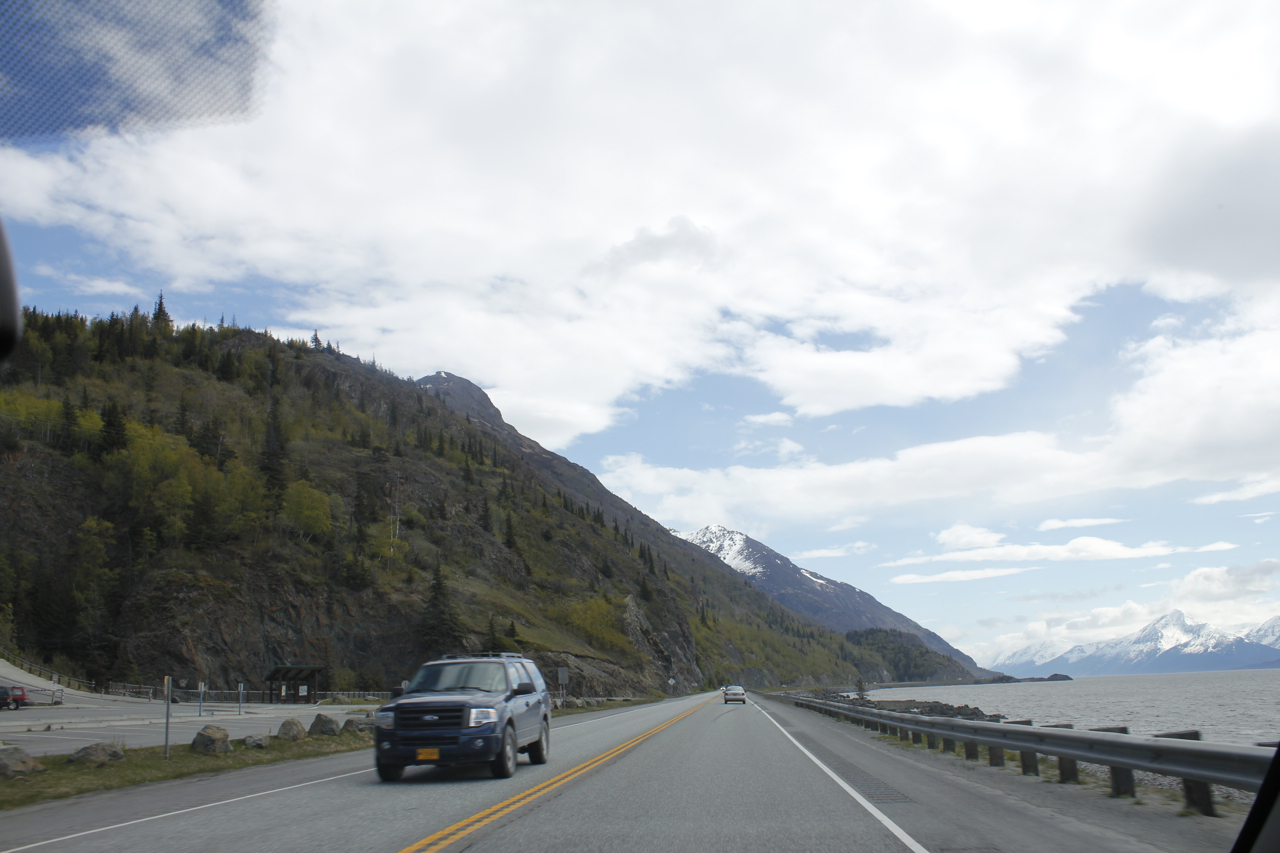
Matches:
[[503, 513, 518, 550], [151, 291, 172, 337], [479, 495, 492, 532], [98, 399, 128, 455], [260, 394, 288, 498], [422, 562, 467, 655]]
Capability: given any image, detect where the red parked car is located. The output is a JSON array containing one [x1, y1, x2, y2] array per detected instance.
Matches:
[[8, 686, 32, 707]]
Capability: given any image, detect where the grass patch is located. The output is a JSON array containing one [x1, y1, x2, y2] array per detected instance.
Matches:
[[551, 696, 661, 718], [0, 731, 373, 811]]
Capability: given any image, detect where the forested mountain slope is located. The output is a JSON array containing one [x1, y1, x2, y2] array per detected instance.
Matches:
[[0, 300, 948, 694]]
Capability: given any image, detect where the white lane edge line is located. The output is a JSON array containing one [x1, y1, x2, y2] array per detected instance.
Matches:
[[0, 768, 373, 853], [752, 699, 930, 853]]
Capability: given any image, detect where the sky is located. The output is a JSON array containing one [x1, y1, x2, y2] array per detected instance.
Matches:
[[2, 0, 1279, 666]]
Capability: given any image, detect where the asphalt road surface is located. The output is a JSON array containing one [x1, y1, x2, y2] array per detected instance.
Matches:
[[0, 692, 1245, 853]]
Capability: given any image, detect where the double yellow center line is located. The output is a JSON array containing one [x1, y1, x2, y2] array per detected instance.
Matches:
[[396, 696, 715, 853]]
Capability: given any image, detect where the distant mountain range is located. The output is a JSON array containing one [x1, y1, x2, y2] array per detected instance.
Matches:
[[992, 611, 1280, 677], [674, 525, 989, 677]]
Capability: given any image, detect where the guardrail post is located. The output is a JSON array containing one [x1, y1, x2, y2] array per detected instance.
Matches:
[[1089, 726, 1135, 797], [899, 726, 910, 742], [926, 733, 937, 750], [879, 722, 889, 735], [943, 737, 956, 754], [1155, 730, 1216, 816], [1041, 723, 1078, 782], [1007, 720, 1039, 776], [964, 740, 979, 760], [988, 743, 1005, 766], [911, 731, 922, 745]]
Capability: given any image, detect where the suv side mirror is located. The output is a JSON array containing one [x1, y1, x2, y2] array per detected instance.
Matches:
[[514, 681, 536, 696], [389, 686, 404, 698]]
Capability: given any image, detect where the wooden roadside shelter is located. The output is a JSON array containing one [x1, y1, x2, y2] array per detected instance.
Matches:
[[263, 664, 323, 704]]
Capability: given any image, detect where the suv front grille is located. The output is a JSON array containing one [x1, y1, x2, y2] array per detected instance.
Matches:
[[396, 705, 466, 730], [398, 733, 460, 748]]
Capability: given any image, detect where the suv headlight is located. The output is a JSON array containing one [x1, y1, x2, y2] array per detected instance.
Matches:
[[375, 711, 395, 729], [469, 708, 498, 727]]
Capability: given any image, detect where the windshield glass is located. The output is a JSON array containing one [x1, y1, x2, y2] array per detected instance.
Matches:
[[406, 662, 507, 694]]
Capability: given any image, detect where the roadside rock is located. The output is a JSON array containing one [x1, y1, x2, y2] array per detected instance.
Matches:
[[243, 733, 270, 749], [0, 746, 47, 776], [67, 742, 126, 764], [191, 724, 233, 754], [341, 718, 372, 734], [309, 713, 341, 736], [277, 718, 308, 741]]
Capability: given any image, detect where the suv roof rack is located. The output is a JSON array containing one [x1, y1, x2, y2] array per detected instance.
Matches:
[[438, 652, 526, 660]]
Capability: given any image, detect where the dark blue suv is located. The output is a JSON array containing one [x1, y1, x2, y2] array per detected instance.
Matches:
[[374, 652, 552, 780]]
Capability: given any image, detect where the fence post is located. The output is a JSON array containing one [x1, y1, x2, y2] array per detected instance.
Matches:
[[198, 682, 204, 717], [988, 743, 1005, 766], [964, 740, 980, 760], [1041, 723, 1078, 782], [942, 737, 956, 754], [1155, 730, 1216, 816], [239, 683, 244, 715], [911, 731, 922, 745], [926, 734, 938, 750], [164, 676, 172, 760], [899, 726, 910, 742], [1007, 720, 1039, 776], [1089, 726, 1135, 797]]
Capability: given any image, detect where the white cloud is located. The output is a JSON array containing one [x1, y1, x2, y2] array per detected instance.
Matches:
[[1168, 560, 1280, 602], [934, 523, 1006, 550], [791, 542, 875, 559], [881, 536, 1237, 567], [741, 412, 793, 427], [2, 0, 1278, 457], [891, 567, 1040, 585], [1037, 517, 1128, 531]]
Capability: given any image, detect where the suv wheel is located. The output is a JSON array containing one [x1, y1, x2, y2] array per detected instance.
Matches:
[[491, 726, 517, 778], [527, 720, 550, 765], [6, 700, 16, 711], [376, 761, 404, 782]]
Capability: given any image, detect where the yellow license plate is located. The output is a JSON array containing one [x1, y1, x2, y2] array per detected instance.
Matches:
[[416, 748, 439, 760]]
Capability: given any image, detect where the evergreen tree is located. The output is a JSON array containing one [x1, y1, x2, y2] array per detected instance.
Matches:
[[260, 394, 288, 498], [480, 495, 492, 532], [503, 513, 518, 550], [639, 577, 654, 602], [505, 619, 519, 640], [98, 399, 128, 455], [151, 291, 173, 337], [310, 329, 322, 350], [422, 562, 467, 655], [484, 613, 500, 650]]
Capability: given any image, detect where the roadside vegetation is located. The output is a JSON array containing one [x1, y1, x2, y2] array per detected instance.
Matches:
[[0, 729, 373, 811]]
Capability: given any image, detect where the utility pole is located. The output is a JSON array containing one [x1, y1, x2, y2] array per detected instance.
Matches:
[[163, 676, 172, 759]]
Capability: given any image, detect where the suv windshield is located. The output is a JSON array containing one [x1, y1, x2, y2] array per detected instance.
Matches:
[[406, 661, 507, 694]]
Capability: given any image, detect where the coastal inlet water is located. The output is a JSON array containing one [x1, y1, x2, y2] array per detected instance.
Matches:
[[870, 669, 1280, 746]]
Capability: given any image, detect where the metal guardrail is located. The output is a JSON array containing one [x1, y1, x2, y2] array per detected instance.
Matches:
[[774, 694, 1274, 793], [25, 687, 64, 705], [0, 646, 96, 692]]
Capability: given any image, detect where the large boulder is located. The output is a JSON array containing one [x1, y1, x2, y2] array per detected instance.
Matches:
[[277, 718, 308, 741], [191, 724, 233, 754], [67, 742, 125, 765], [243, 733, 270, 749], [341, 718, 373, 734], [309, 713, 341, 737], [0, 746, 46, 776]]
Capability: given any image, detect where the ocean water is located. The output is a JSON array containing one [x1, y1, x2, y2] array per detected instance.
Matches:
[[870, 669, 1280, 746]]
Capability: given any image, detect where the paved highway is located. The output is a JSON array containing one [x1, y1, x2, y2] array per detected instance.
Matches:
[[0, 692, 1245, 853]]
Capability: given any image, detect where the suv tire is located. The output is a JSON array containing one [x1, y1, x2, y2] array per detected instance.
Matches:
[[491, 726, 517, 778], [527, 720, 550, 765], [376, 761, 405, 782]]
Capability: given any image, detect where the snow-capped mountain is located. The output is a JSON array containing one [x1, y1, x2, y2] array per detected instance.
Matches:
[[990, 638, 1072, 671], [995, 611, 1280, 677], [1244, 615, 1280, 649], [674, 525, 987, 675]]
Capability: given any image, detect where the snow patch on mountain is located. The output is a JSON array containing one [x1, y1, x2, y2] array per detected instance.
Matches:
[[673, 525, 763, 577], [991, 638, 1071, 669]]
